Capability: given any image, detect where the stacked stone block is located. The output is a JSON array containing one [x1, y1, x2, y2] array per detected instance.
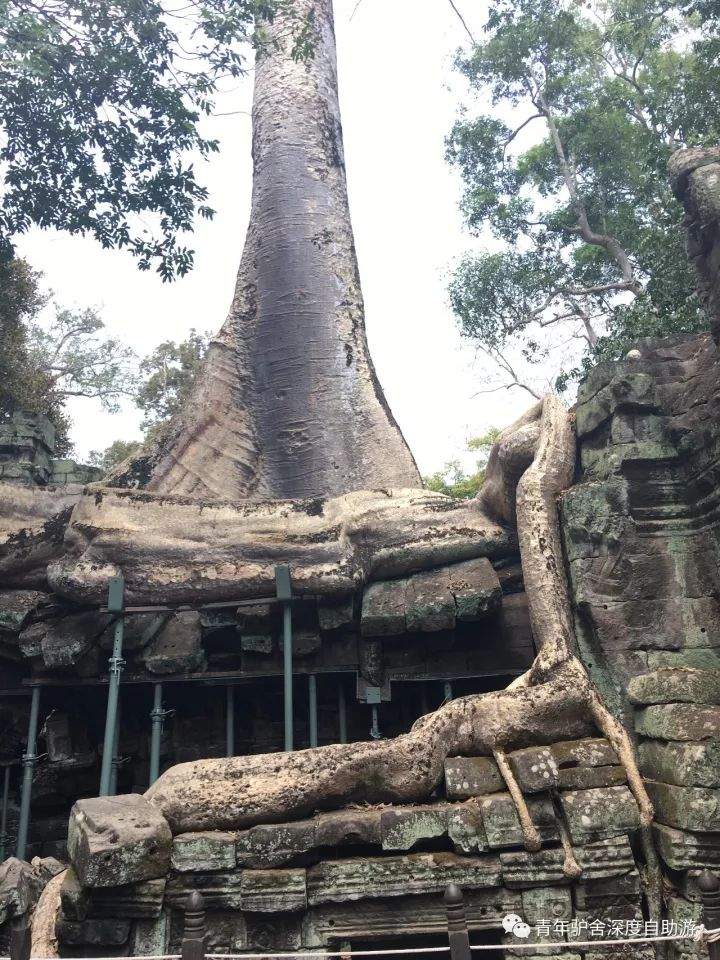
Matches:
[[54, 738, 652, 958]]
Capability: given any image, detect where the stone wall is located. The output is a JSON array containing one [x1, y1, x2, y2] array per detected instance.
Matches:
[[0, 411, 103, 487], [563, 331, 720, 958], [58, 738, 649, 959]]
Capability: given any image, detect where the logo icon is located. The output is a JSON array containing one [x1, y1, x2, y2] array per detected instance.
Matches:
[[502, 914, 532, 939]]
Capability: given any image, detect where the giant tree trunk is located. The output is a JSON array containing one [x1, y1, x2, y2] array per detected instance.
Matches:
[[117, 0, 420, 500]]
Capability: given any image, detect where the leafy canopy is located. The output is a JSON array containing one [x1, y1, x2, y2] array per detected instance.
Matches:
[[0, 0, 309, 279], [447, 0, 717, 395], [0, 260, 138, 454], [424, 428, 501, 499]]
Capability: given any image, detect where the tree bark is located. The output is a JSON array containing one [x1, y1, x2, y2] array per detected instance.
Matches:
[[114, 0, 420, 500]]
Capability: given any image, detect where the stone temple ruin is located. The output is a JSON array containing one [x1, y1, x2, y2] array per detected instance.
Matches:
[[1, 2, 720, 959]]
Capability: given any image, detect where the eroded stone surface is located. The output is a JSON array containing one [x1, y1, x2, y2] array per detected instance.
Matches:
[[67, 794, 172, 887], [171, 831, 237, 872]]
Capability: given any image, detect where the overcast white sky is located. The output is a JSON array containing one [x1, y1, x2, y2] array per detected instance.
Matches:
[[16, 0, 534, 474]]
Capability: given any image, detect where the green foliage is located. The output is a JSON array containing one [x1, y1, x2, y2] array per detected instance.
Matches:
[[424, 428, 501, 499], [447, 0, 716, 393], [0, 258, 72, 452], [0, 259, 141, 455], [0, 0, 307, 280], [135, 329, 209, 430], [88, 438, 142, 471], [27, 307, 138, 412], [88, 329, 209, 471]]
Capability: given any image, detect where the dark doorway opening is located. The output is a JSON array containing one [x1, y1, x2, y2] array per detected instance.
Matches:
[[350, 929, 504, 960]]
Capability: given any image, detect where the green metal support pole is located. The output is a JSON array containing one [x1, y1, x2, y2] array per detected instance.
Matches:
[[338, 679, 347, 744], [100, 574, 125, 797], [109, 699, 122, 796], [149, 682, 164, 786], [16, 686, 40, 861], [0, 765, 11, 862], [275, 565, 293, 752], [226, 685, 235, 757], [308, 674, 318, 747]]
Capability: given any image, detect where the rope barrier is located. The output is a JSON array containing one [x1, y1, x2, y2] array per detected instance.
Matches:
[[2, 928, 719, 960]]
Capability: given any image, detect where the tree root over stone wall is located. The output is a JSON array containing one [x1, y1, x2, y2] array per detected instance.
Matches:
[[147, 396, 661, 921]]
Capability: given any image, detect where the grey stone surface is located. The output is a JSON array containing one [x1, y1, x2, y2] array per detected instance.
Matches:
[[639, 738, 720, 788], [508, 746, 559, 793], [628, 667, 720, 705], [405, 568, 456, 633], [361, 579, 406, 636], [0, 858, 43, 925], [306, 852, 501, 905], [635, 703, 720, 740], [447, 557, 502, 621], [143, 610, 205, 674], [559, 786, 640, 844], [68, 794, 172, 887], [444, 756, 504, 798], [646, 780, 720, 832], [380, 804, 448, 851], [240, 868, 307, 913], [171, 831, 237, 872], [479, 793, 558, 849]]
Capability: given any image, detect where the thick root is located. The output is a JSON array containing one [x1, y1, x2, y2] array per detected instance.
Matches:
[[31, 869, 65, 959], [494, 748, 542, 852]]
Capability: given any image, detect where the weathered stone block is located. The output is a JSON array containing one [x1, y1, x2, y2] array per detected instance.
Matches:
[[240, 868, 307, 912], [635, 703, 720, 740], [405, 568, 456, 632], [143, 610, 205, 674], [203, 912, 249, 952], [508, 746, 559, 793], [646, 780, 720, 831], [236, 819, 315, 867], [165, 871, 242, 910], [0, 858, 43, 925], [241, 634, 273, 654], [521, 885, 572, 924], [653, 822, 720, 871], [500, 836, 635, 888], [246, 913, 301, 951], [280, 628, 321, 657], [551, 738, 618, 768], [479, 793, 557, 849], [447, 802, 488, 854], [133, 913, 170, 956], [315, 808, 381, 847], [447, 557, 502, 621], [60, 866, 88, 922], [444, 756, 504, 798], [648, 648, 720, 672], [381, 805, 448, 851], [0, 589, 48, 633], [68, 794, 172, 888], [317, 597, 355, 633], [236, 603, 274, 631], [57, 917, 131, 946], [628, 667, 720, 705], [361, 580, 406, 636], [302, 889, 522, 947], [639, 739, 720, 788], [171, 831, 237, 872], [87, 878, 166, 919], [306, 852, 501, 905], [560, 786, 639, 844], [556, 766, 626, 790]]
